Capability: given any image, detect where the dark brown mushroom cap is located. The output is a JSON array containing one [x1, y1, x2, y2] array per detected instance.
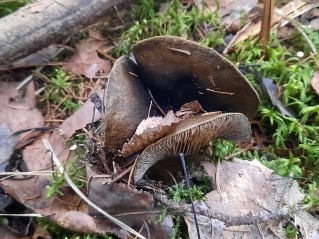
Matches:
[[132, 36, 259, 119], [133, 112, 251, 182], [104, 56, 151, 155]]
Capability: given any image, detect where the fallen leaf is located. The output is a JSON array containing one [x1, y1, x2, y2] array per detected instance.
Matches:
[[120, 111, 181, 157], [0, 226, 18, 239], [0, 134, 130, 238], [175, 100, 202, 118], [261, 77, 296, 117], [310, 18, 319, 30], [0, 124, 18, 170], [183, 159, 319, 238], [205, 0, 258, 17], [311, 71, 319, 95], [13, 44, 62, 67], [0, 188, 13, 213], [89, 181, 154, 227], [0, 82, 43, 133], [60, 89, 103, 138], [64, 37, 112, 78], [31, 226, 52, 239], [0, 90, 133, 237]]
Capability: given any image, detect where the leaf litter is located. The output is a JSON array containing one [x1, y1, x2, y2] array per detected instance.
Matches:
[[64, 35, 112, 78], [121, 110, 181, 157], [1, 4, 319, 235], [183, 159, 319, 239]]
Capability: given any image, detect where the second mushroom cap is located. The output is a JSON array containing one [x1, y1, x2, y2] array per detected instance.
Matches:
[[133, 36, 259, 119]]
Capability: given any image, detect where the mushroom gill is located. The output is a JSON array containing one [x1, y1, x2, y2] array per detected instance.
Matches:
[[133, 112, 251, 182]]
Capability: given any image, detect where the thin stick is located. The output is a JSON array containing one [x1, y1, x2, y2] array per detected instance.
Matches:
[[0, 171, 54, 176], [43, 139, 146, 239], [179, 153, 201, 239], [0, 213, 42, 217], [206, 88, 234, 96], [147, 88, 166, 116]]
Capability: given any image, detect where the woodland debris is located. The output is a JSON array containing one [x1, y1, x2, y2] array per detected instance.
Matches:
[[64, 36, 112, 78], [0, 0, 126, 67], [121, 111, 181, 157], [231, 0, 319, 45]]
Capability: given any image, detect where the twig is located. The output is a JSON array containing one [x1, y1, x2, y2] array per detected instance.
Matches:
[[154, 193, 291, 227], [0, 213, 42, 217], [108, 165, 133, 185], [42, 139, 146, 239], [275, 9, 319, 68], [206, 88, 234, 96], [147, 88, 166, 116], [215, 159, 222, 200]]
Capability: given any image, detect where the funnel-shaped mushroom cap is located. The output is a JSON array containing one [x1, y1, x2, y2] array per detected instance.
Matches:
[[133, 112, 251, 182], [104, 56, 150, 154], [133, 36, 259, 119]]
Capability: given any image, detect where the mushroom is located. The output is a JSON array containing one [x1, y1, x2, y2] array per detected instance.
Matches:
[[133, 112, 251, 182], [104, 56, 151, 155], [133, 36, 259, 119]]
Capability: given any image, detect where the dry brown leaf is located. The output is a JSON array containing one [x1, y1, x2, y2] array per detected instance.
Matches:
[[311, 71, 319, 95], [310, 18, 319, 30], [184, 159, 319, 239], [64, 37, 112, 78], [0, 90, 134, 237], [89, 181, 154, 227], [175, 100, 202, 118], [121, 111, 181, 157], [0, 133, 130, 238], [61, 89, 103, 138], [31, 226, 52, 239], [0, 82, 43, 133], [232, 0, 316, 44], [205, 0, 258, 17], [0, 226, 18, 239]]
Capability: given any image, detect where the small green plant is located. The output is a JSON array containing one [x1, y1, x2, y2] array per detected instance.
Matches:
[[303, 182, 319, 209], [156, 206, 168, 224], [263, 152, 302, 177], [1, 217, 9, 226], [46, 142, 87, 197], [169, 181, 208, 203], [41, 68, 82, 118], [38, 218, 116, 239], [230, 29, 319, 186], [113, 0, 223, 56], [284, 223, 300, 238], [46, 167, 66, 197], [0, 0, 31, 17], [211, 139, 239, 161], [171, 215, 189, 239]]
